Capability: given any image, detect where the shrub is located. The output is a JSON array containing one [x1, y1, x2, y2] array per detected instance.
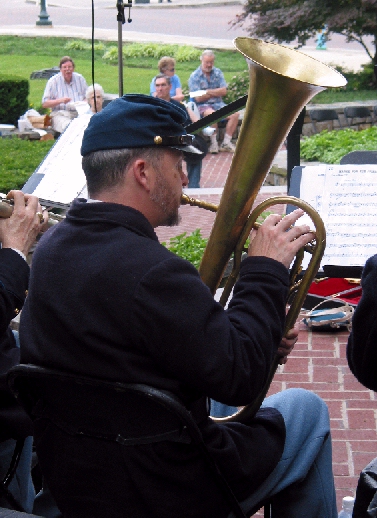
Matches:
[[162, 229, 208, 268], [0, 75, 29, 126], [65, 40, 106, 52], [300, 126, 377, 164], [223, 70, 249, 104], [335, 62, 376, 91], [175, 46, 202, 62], [102, 46, 118, 64], [162, 216, 268, 268], [102, 43, 201, 65]]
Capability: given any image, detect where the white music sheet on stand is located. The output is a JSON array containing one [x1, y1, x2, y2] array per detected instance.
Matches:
[[297, 164, 377, 268], [30, 114, 91, 206]]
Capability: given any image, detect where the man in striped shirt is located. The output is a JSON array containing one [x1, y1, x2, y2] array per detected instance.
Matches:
[[42, 56, 88, 134]]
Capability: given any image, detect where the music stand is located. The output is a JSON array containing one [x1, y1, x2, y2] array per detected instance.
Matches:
[[116, 0, 133, 97]]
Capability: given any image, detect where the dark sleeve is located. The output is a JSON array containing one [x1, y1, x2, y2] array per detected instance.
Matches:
[[133, 255, 289, 406], [0, 248, 33, 440], [0, 249, 30, 336], [347, 254, 377, 391]]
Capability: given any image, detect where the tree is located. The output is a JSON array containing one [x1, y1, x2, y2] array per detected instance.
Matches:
[[232, 0, 377, 65]]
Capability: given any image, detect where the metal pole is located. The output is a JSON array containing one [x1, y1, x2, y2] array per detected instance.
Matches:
[[116, 1, 125, 97], [36, 0, 52, 26], [286, 107, 306, 192]]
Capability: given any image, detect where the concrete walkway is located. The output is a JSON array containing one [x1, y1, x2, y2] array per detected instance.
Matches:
[[2, 0, 373, 70]]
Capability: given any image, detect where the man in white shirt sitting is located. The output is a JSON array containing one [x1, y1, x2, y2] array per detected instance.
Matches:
[[42, 56, 88, 134]]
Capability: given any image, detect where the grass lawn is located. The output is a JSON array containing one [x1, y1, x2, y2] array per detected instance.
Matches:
[[1, 35, 377, 192], [0, 36, 248, 109], [0, 138, 55, 193], [0, 35, 376, 107]]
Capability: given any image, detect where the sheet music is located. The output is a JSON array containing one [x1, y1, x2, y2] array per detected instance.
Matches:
[[299, 165, 326, 215], [27, 114, 90, 207], [297, 165, 377, 267]]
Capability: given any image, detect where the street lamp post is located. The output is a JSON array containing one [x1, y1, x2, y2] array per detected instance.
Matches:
[[36, 0, 52, 26]]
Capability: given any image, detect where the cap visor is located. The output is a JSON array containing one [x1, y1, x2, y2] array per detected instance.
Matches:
[[171, 144, 203, 155]]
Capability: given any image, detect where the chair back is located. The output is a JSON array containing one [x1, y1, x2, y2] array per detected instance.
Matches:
[[8, 364, 248, 518], [309, 109, 342, 133], [340, 150, 377, 165], [344, 106, 371, 128]]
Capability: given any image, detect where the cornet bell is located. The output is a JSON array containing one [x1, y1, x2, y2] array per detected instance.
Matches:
[[198, 37, 347, 294]]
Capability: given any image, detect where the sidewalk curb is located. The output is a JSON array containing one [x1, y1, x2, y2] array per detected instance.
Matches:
[[27, 0, 242, 8], [0, 26, 238, 49]]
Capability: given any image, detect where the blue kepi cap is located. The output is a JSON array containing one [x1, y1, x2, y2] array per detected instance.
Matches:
[[81, 94, 201, 157]]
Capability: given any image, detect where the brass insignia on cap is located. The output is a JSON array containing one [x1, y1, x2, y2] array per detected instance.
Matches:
[[154, 136, 163, 145]]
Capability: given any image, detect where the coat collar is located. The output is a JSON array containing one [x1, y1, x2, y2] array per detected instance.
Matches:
[[66, 198, 159, 241]]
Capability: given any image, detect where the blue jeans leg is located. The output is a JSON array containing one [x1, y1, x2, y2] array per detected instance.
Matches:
[[0, 436, 35, 513], [210, 400, 238, 418], [232, 388, 337, 518], [186, 162, 202, 188], [33, 480, 63, 517]]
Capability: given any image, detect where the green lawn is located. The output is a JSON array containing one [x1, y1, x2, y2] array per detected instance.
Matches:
[[0, 36, 247, 109], [1, 35, 376, 108], [1, 35, 377, 193]]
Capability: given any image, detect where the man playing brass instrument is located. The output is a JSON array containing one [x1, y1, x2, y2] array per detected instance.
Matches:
[[0, 191, 46, 512], [20, 95, 337, 517]]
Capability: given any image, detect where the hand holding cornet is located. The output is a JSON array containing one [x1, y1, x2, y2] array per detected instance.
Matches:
[[248, 209, 315, 269], [0, 191, 48, 257], [277, 324, 299, 365]]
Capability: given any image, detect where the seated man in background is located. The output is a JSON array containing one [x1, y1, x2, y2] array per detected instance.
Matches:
[[42, 56, 88, 134], [188, 49, 239, 154], [20, 94, 337, 518], [153, 74, 206, 188], [0, 191, 46, 512]]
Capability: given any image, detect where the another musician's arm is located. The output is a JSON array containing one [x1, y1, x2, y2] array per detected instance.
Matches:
[[0, 191, 46, 257]]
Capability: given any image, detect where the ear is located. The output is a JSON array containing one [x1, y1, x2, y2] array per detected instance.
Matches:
[[131, 158, 155, 193]]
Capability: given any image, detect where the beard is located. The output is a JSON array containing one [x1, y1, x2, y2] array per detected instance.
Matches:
[[150, 168, 181, 227]]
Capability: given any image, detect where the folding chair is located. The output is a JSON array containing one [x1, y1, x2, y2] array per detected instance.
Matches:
[[340, 150, 377, 165], [344, 106, 372, 128], [8, 364, 271, 518], [308, 108, 342, 133]]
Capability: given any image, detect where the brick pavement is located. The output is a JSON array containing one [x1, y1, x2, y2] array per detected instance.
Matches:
[[156, 151, 377, 514], [269, 325, 377, 514]]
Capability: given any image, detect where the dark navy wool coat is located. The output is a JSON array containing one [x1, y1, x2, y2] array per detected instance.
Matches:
[[0, 248, 33, 440], [347, 254, 377, 392], [20, 199, 289, 517]]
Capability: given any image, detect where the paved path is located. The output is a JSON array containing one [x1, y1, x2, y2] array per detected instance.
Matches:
[[0, 0, 374, 69]]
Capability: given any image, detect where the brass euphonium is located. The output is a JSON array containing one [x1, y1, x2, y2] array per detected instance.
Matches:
[[183, 37, 346, 423]]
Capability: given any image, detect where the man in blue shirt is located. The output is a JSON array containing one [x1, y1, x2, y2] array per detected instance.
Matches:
[[188, 50, 239, 154]]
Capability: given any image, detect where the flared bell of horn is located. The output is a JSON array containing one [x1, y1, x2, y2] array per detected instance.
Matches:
[[198, 37, 346, 293]]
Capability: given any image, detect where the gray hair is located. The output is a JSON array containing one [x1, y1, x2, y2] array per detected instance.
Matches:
[[201, 49, 215, 60], [85, 83, 105, 101], [82, 147, 162, 197], [154, 74, 171, 86]]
